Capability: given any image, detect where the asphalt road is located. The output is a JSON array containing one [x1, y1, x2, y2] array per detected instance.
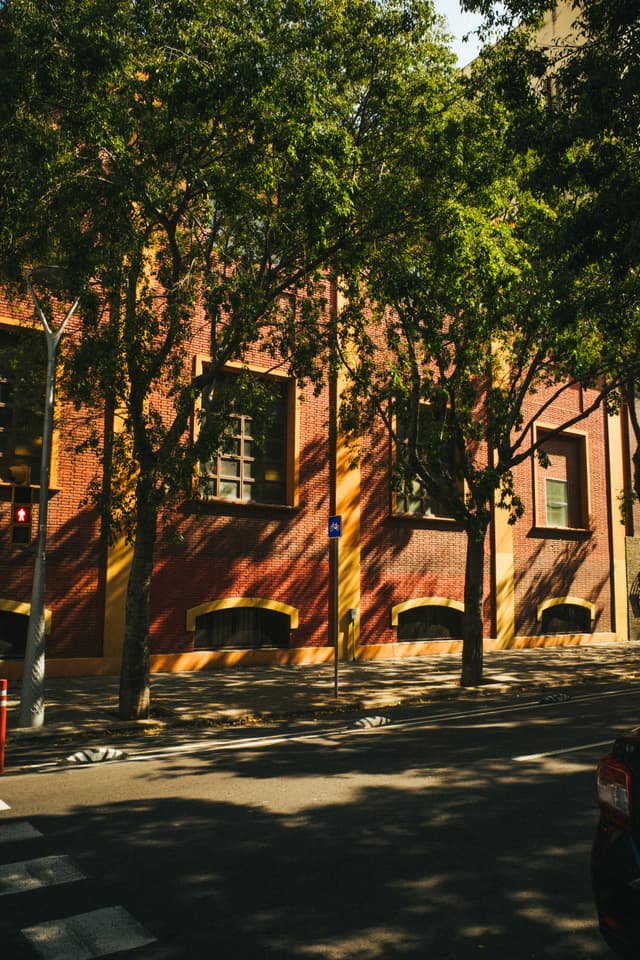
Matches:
[[2, 686, 637, 959]]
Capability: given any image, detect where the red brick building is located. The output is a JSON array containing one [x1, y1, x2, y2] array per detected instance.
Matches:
[[1, 275, 635, 681]]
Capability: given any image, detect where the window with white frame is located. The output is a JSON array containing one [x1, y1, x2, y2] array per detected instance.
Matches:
[[537, 428, 588, 529], [545, 477, 570, 527]]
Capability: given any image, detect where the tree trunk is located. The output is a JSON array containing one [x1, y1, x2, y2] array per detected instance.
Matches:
[[118, 482, 158, 720], [461, 525, 487, 687]]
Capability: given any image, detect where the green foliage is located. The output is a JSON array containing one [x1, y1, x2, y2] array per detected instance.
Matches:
[[0, 0, 459, 714], [463, 1, 640, 389], [0, 0, 455, 523], [337, 18, 619, 680], [338, 55, 596, 529]]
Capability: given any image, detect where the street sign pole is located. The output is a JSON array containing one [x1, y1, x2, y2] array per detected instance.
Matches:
[[328, 515, 342, 698]]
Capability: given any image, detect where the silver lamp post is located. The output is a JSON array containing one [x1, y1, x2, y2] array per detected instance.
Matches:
[[19, 269, 79, 729]]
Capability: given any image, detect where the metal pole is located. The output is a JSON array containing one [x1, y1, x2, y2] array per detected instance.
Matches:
[[328, 323, 340, 699], [19, 276, 78, 728], [0, 680, 7, 773], [332, 536, 339, 698]]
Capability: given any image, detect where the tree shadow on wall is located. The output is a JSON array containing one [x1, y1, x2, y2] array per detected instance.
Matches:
[[513, 532, 608, 637]]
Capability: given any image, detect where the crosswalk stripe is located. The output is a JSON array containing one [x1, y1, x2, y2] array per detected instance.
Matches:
[[21, 905, 157, 959], [0, 855, 85, 896], [0, 821, 43, 843]]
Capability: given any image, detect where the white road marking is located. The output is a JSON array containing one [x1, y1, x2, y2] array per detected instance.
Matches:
[[513, 740, 613, 762], [9, 683, 640, 772], [0, 855, 85, 896], [0, 820, 43, 843], [21, 905, 156, 959], [129, 686, 639, 762], [0, 800, 10, 811]]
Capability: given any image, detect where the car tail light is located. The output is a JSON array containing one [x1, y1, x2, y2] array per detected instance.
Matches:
[[597, 754, 632, 828]]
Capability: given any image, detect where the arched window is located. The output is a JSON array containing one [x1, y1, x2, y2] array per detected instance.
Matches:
[[187, 598, 298, 651], [391, 598, 464, 641], [539, 599, 593, 635]]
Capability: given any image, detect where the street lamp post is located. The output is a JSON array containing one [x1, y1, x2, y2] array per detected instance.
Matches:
[[19, 271, 79, 729]]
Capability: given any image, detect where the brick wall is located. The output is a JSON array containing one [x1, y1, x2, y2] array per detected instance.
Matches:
[[151, 376, 332, 652], [357, 422, 493, 645], [511, 386, 613, 638]]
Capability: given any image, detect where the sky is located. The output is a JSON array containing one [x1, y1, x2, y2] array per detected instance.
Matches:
[[432, 1, 485, 66]]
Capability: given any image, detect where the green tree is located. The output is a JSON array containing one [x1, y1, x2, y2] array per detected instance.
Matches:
[[337, 57, 615, 686], [463, 3, 640, 486], [0, 0, 456, 718]]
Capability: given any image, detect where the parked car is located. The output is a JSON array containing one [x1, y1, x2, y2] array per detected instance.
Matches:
[[592, 730, 640, 958]]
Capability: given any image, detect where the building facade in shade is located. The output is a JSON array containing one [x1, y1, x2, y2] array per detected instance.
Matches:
[[0, 270, 635, 681]]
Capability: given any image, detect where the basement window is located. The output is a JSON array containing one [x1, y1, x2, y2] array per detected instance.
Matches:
[[0, 610, 28, 659], [194, 607, 290, 649], [397, 605, 463, 641], [540, 602, 591, 635]]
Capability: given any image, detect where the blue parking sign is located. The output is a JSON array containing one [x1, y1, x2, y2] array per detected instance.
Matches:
[[328, 515, 342, 538]]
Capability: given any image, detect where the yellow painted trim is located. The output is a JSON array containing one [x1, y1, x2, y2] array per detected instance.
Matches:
[[494, 449, 515, 648], [513, 632, 617, 648], [150, 646, 332, 671], [494, 531, 515, 648], [103, 402, 132, 664], [606, 409, 629, 640], [536, 596, 596, 624], [390, 596, 464, 627], [288, 377, 300, 508], [0, 312, 35, 328], [104, 537, 133, 661], [186, 597, 299, 632], [336, 328, 361, 660], [0, 598, 52, 633]]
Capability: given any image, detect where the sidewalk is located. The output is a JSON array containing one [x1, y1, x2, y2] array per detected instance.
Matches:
[[4, 641, 640, 746]]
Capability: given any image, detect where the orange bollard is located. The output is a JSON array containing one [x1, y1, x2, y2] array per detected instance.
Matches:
[[0, 679, 7, 774]]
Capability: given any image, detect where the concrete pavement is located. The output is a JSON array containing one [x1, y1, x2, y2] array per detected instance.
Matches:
[[4, 641, 640, 752]]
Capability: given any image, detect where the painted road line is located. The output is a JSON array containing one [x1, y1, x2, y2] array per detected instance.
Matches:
[[0, 855, 85, 896], [129, 686, 640, 762], [513, 740, 613, 762], [0, 800, 10, 811], [0, 821, 43, 843], [10, 683, 640, 773], [21, 905, 156, 959]]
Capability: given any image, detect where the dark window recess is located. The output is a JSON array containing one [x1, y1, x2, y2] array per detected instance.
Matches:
[[194, 607, 290, 649], [395, 407, 457, 519], [0, 610, 28, 659], [540, 603, 591, 635], [0, 329, 46, 482], [397, 605, 463, 641], [199, 378, 288, 506]]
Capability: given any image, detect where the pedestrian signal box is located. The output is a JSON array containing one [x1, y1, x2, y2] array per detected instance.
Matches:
[[10, 486, 32, 545]]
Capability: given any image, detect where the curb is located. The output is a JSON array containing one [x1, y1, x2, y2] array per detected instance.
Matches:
[[4, 671, 623, 750]]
